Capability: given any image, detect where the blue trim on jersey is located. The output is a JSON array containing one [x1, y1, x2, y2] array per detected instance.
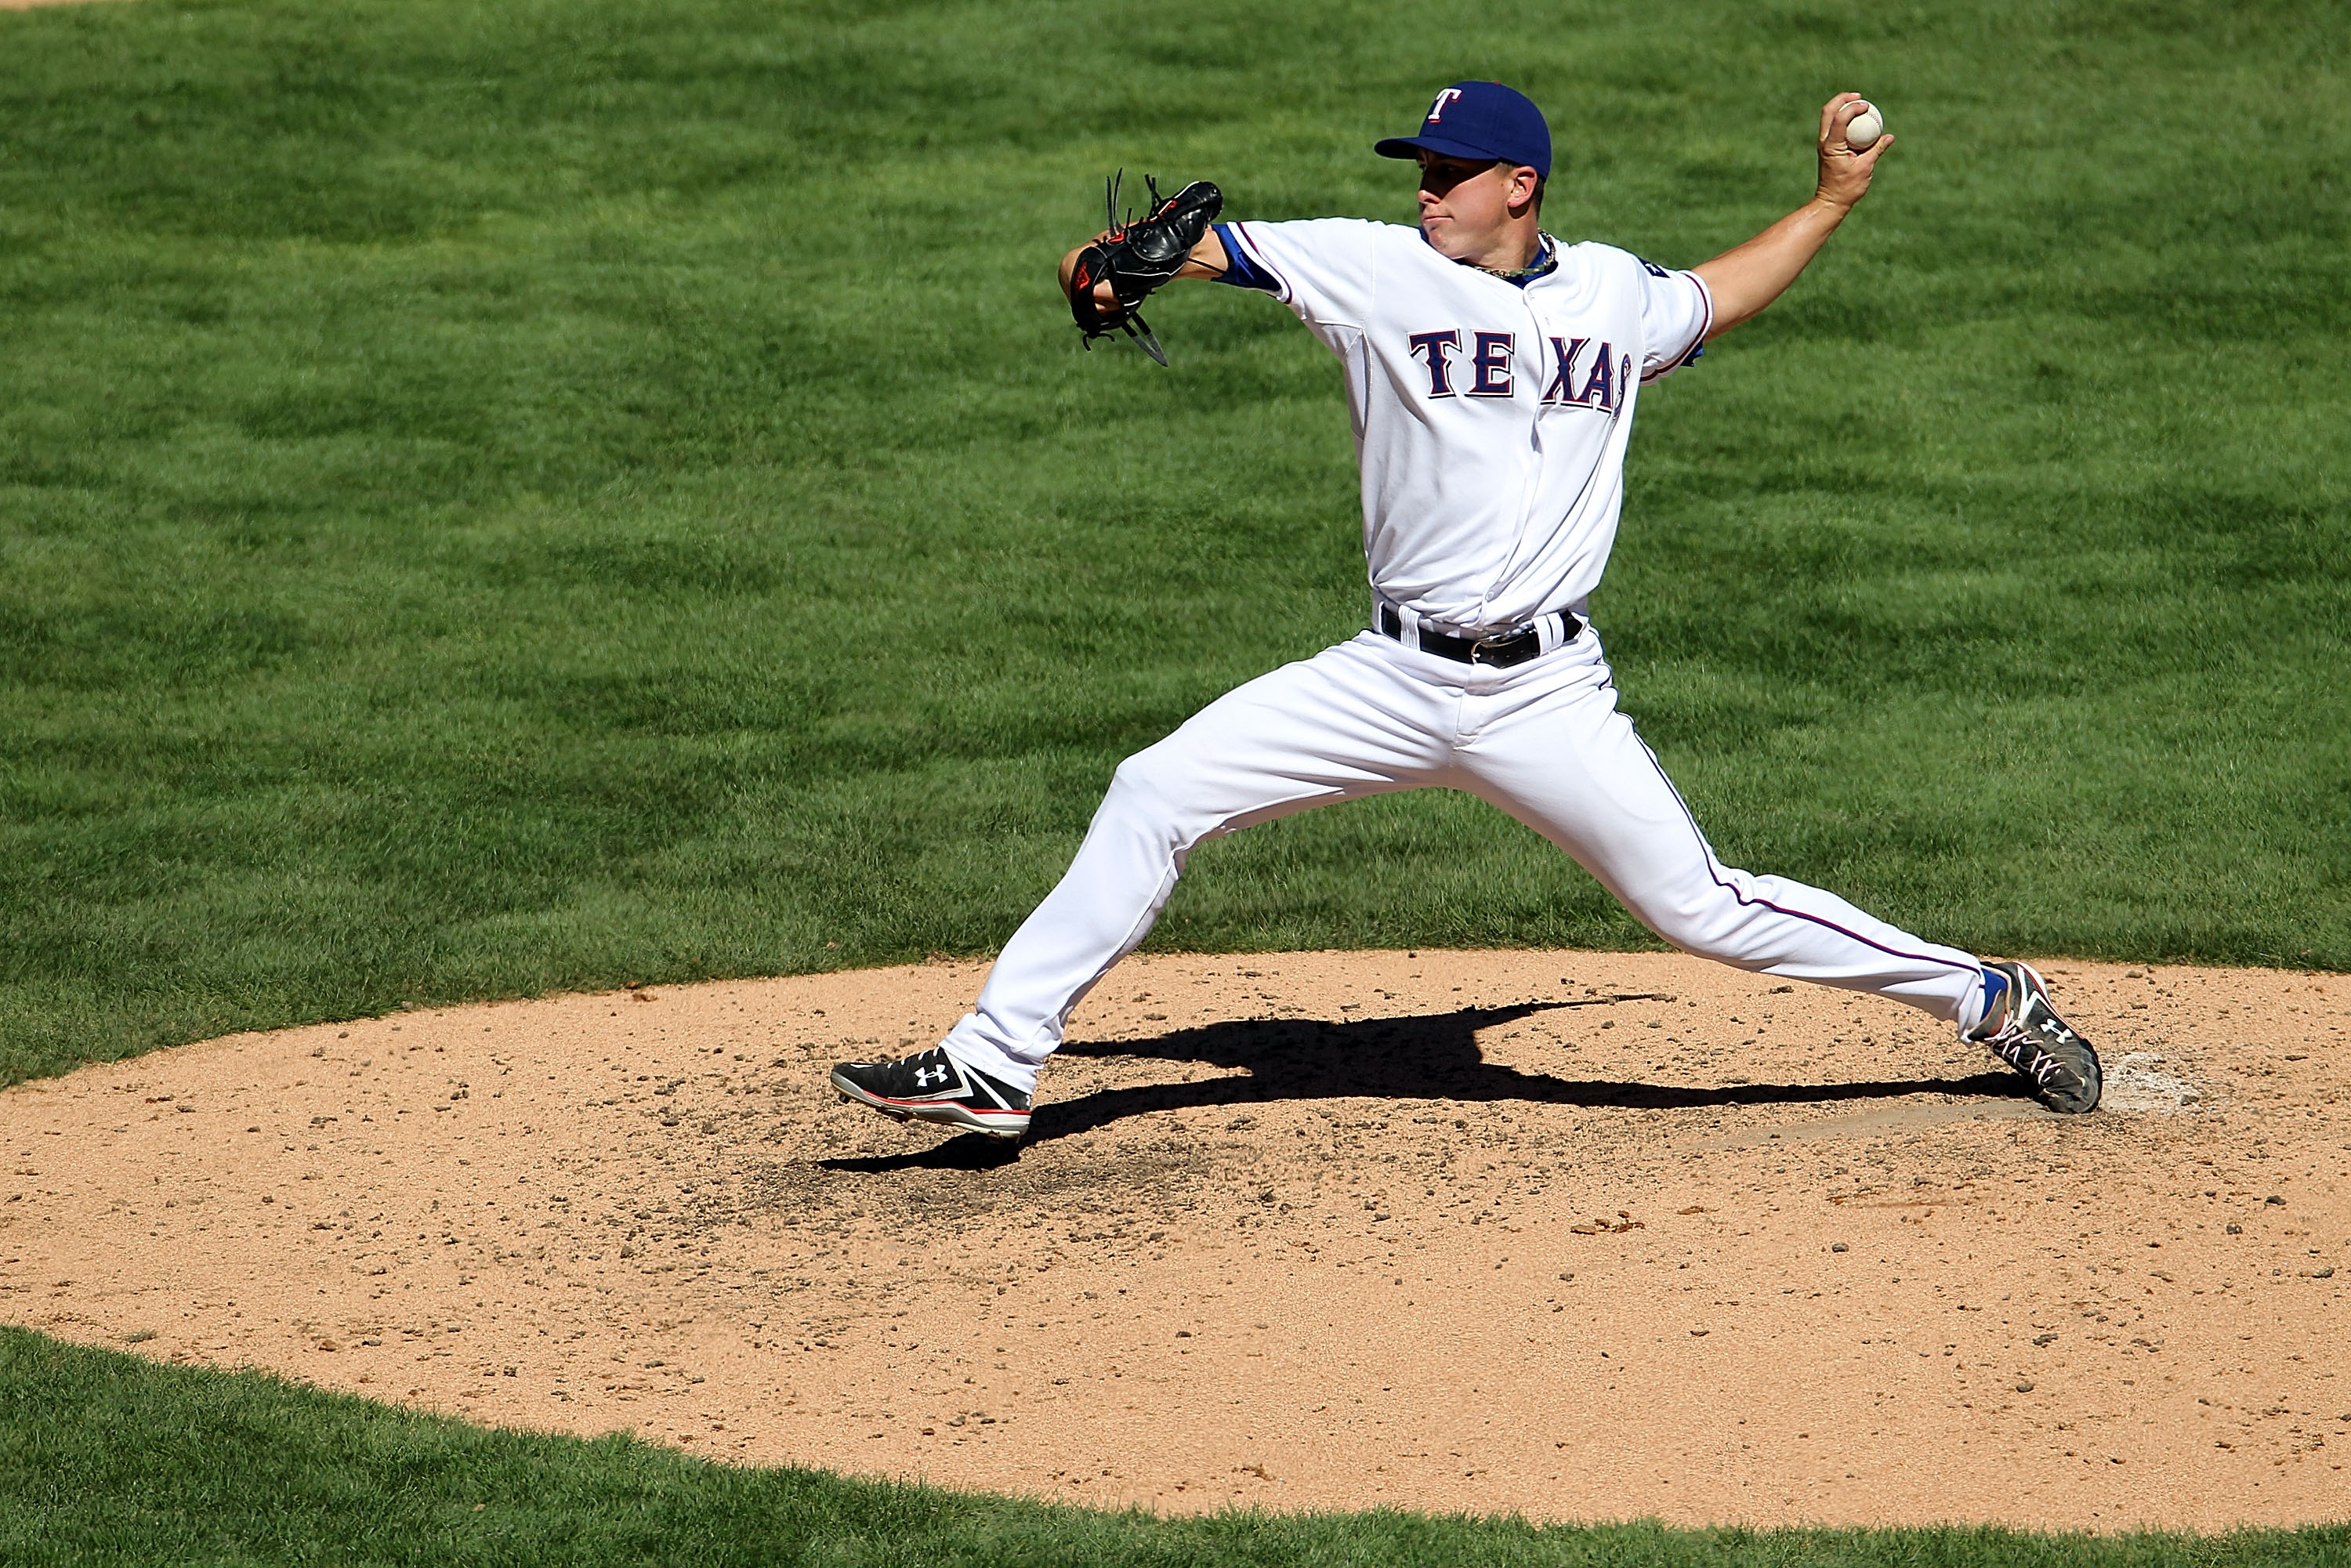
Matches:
[[1208, 224, 1280, 292], [1639, 270, 1715, 385]]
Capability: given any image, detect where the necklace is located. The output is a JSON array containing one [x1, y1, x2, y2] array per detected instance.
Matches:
[[1469, 233, 1557, 283]]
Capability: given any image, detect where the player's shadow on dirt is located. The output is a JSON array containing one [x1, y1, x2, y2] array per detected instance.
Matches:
[[824, 1001, 2032, 1170]]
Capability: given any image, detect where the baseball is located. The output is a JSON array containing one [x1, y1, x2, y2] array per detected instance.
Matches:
[[1846, 102, 1883, 150]]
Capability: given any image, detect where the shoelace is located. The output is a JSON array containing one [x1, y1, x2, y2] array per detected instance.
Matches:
[[1983, 1026, 2068, 1086]]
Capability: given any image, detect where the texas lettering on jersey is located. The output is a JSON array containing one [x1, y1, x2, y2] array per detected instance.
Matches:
[[1404, 329, 1630, 412], [1217, 216, 1712, 630]]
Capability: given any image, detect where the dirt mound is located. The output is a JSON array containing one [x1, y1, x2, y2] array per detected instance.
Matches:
[[4, 951, 2345, 1530]]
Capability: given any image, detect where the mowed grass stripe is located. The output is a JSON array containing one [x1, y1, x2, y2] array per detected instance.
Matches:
[[0, 0, 2344, 1095], [5, 1327, 2347, 1566]]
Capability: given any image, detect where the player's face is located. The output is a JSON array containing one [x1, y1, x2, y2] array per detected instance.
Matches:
[[1415, 151, 1534, 262]]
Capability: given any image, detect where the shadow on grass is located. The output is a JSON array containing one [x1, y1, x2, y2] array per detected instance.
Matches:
[[820, 1001, 2033, 1170]]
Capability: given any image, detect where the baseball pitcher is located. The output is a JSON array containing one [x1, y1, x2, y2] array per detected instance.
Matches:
[[831, 84, 2101, 1139]]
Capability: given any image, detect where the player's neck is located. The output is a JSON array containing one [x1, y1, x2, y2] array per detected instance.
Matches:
[[1438, 217, 1545, 276], [1460, 226, 1549, 279]]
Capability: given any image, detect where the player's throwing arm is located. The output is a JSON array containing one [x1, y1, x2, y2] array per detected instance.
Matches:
[[1690, 92, 1893, 333]]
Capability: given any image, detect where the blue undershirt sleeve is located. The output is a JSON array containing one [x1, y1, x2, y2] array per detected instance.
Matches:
[[1208, 223, 1280, 292]]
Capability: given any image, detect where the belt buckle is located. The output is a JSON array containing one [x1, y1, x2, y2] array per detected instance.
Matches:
[[1469, 623, 1531, 664]]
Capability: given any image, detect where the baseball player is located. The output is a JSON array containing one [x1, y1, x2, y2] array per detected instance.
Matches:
[[832, 84, 2101, 1139]]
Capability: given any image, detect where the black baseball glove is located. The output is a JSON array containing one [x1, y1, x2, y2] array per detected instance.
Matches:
[[1066, 172, 1223, 366]]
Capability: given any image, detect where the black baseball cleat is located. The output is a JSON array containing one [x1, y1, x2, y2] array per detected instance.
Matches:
[[1969, 960, 2101, 1114], [830, 1046, 1032, 1139]]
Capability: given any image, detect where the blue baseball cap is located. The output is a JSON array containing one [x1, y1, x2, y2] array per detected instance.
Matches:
[[1375, 81, 1552, 179]]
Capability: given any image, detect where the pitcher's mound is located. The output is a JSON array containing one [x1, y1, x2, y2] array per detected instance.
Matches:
[[4, 951, 2345, 1530]]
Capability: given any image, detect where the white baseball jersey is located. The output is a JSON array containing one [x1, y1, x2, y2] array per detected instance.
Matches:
[[1219, 219, 1712, 633]]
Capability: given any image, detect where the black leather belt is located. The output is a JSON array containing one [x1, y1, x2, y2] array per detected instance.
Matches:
[[1378, 605, 1581, 668]]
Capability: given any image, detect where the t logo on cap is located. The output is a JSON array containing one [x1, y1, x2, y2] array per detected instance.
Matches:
[[1425, 88, 1465, 124]]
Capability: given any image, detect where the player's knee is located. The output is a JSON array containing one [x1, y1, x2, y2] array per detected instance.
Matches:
[[1628, 888, 1755, 965], [1103, 748, 1244, 860], [1107, 750, 1168, 802], [1101, 754, 1189, 835]]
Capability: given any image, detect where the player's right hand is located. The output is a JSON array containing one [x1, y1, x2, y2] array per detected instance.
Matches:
[[1814, 92, 1893, 211]]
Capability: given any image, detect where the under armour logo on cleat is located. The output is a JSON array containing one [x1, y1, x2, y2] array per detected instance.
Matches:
[[915, 1064, 949, 1088], [2039, 1019, 2066, 1037]]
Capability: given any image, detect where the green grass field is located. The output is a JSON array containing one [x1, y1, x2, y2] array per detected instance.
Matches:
[[1, 0, 2343, 1088], [1, 0, 2346, 1558], [8, 1327, 2347, 1567]]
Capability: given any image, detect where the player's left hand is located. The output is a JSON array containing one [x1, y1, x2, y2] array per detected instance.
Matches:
[[1813, 92, 1893, 212], [1060, 232, 1126, 318]]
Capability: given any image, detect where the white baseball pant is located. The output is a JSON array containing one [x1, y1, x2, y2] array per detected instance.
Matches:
[[941, 626, 1988, 1093]]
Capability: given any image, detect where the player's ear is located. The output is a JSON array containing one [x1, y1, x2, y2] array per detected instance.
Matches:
[[1506, 164, 1541, 215]]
